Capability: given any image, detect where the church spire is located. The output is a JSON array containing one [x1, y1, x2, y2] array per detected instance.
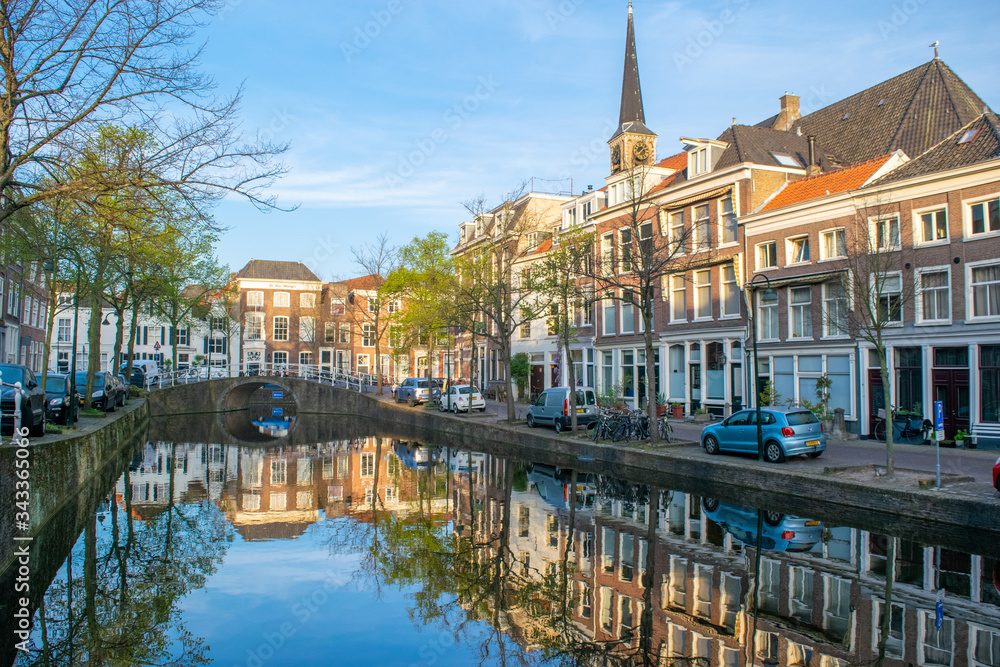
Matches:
[[619, 0, 645, 130]]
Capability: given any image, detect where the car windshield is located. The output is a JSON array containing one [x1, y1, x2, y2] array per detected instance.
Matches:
[[76, 372, 104, 388], [786, 411, 819, 425], [417, 380, 429, 388], [0, 365, 26, 386], [45, 377, 67, 392], [457, 387, 470, 395]]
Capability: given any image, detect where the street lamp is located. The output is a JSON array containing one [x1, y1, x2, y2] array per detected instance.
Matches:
[[748, 273, 775, 462]]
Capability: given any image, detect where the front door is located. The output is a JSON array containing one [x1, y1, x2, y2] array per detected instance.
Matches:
[[529, 364, 544, 400], [320, 349, 333, 379], [868, 369, 885, 436], [731, 363, 743, 412], [933, 369, 970, 439]]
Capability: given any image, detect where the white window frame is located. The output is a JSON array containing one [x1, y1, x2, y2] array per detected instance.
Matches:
[[965, 194, 1000, 239], [875, 271, 903, 325], [789, 286, 813, 339], [721, 264, 740, 319], [820, 228, 847, 261], [917, 609, 954, 667], [272, 316, 289, 341], [601, 233, 614, 275], [915, 266, 951, 324], [246, 312, 264, 340], [362, 323, 375, 347], [246, 290, 264, 307], [822, 280, 849, 339], [666, 210, 685, 255], [694, 269, 712, 321], [271, 351, 288, 366], [869, 215, 901, 252], [299, 316, 315, 342], [330, 298, 346, 316], [758, 291, 779, 341], [718, 197, 738, 246], [693, 204, 711, 253], [786, 234, 811, 265], [619, 227, 633, 273], [670, 275, 686, 323], [967, 259, 1000, 322], [756, 241, 778, 270], [300, 292, 316, 308], [913, 206, 949, 246], [621, 291, 635, 334], [273, 291, 290, 307]]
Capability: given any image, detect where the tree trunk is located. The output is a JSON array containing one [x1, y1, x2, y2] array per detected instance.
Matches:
[[84, 284, 102, 409], [562, 289, 578, 432], [878, 347, 895, 477], [125, 304, 140, 380], [40, 269, 58, 387], [876, 536, 897, 666], [374, 312, 382, 394], [643, 301, 658, 442], [501, 343, 515, 422], [112, 305, 125, 375]]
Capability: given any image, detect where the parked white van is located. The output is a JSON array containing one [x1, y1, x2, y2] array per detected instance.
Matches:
[[122, 360, 160, 386], [526, 387, 599, 433]]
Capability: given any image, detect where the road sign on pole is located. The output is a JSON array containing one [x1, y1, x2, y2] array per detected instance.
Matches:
[[934, 400, 945, 441], [935, 588, 945, 630]]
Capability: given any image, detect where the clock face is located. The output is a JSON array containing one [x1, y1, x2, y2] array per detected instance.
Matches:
[[633, 141, 650, 161], [611, 144, 622, 166]]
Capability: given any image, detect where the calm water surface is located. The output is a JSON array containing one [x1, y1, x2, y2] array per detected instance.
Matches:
[[9, 424, 1000, 666]]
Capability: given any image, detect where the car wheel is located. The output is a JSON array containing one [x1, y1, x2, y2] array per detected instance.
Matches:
[[30, 409, 46, 437], [107, 398, 116, 413], [526, 414, 536, 428], [764, 510, 785, 526], [764, 441, 785, 463], [478, 407, 486, 412], [438, 400, 446, 412], [554, 419, 563, 434], [407, 396, 415, 408], [451, 403, 459, 414], [808, 450, 823, 459], [702, 497, 719, 512], [704, 435, 720, 455]]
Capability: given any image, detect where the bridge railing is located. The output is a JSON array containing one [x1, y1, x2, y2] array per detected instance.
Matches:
[[147, 363, 391, 394]]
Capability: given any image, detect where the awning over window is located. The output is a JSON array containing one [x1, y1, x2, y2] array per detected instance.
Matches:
[[661, 185, 733, 210]]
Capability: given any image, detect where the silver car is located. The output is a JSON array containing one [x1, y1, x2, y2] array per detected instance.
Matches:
[[526, 387, 599, 433], [700, 407, 826, 462]]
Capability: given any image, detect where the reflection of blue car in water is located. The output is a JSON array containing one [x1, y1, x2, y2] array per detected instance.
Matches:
[[526, 464, 598, 511], [701, 498, 823, 553], [393, 442, 441, 469], [252, 416, 295, 437]]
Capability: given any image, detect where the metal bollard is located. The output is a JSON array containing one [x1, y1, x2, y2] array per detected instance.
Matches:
[[13, 381, 22, 435]]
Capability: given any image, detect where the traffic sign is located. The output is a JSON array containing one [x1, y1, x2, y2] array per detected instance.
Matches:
[[153, 341, 161, 351], [935, 588, 945, 630], [934, 400, 944, 441]]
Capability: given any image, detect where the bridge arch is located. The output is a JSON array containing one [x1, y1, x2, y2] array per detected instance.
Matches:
[[218, 378, 301, 413]]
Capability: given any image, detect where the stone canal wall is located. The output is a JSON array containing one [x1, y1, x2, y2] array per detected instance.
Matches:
[[0, 400, 149, 577]]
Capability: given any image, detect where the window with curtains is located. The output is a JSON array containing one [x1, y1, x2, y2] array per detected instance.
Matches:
[[971, 262, 1000, 319], [758, 290, 779, 340], [789, 287, 812, 338], [694, 270, 712, 319], [982, 346, 1000, 423], [823, 281, 848, 337], [720, 197, 737, 244], [671, 275, 686, 322], [918, 269, 950, 322]]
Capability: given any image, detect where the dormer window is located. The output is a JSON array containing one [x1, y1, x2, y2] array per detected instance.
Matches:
[[771, 152, 801, 168], [566, 207, 577, 227], [690, 147, 710, 176]]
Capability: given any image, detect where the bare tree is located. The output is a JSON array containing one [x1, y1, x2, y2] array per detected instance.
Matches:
[[351, 233, 400, 395], [453, 186, 557, 422], [0, 0, 289, 229], [841, 195, 918, 477]]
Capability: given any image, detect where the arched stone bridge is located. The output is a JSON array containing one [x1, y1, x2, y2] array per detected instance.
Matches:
[[148, 375, 368, 417]]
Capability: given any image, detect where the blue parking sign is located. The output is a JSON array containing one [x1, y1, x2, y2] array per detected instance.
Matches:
[[934, 400, 945, 442], [935, 589, 944, 630]]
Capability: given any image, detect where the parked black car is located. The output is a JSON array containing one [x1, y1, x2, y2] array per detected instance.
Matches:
[[44, 373, 79, 425], [0, 363, 47, 436], [75, 371, 123, 412], [116, 373, 131, 403]]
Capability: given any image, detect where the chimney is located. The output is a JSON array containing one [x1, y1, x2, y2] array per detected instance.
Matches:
[[806, 135, 821, 177], [775, 92, 801, 131]]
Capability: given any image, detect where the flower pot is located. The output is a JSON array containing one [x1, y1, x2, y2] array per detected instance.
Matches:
[[954, 439, 965, 449], [656, 405, 667, 417], [671, 404, 683, 419], [693, 412, 710, 423], [821, 420, 833, 436]]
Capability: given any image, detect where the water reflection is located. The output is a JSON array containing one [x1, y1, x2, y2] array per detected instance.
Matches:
[[10, 435, 1000, 666]]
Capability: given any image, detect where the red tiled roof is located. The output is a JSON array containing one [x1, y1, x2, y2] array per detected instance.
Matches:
[[655, 152, 687, 171], [532, 238, 553, 255], [760, 155, 892, 212], [340, 274, 383, 291]]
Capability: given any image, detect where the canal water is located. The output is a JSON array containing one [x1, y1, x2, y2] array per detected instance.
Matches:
[[7, 421, 1000, 666]]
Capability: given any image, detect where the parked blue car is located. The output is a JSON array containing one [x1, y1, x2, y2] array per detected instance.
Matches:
[[700, 407, 826, 463], [702, 497, 823, 552]]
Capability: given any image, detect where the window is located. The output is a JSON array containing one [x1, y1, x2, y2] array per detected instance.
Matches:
[[758, 290, 779, 340], [299, 351, 313, 366], [603, 299, 615, 335], [721, 265, 739, 317], [270, 460, 286, 484], [667, 211, 685, 254], [272, 351, 287, 366], [273, 316, 289, 341], [671, 275, 686, 322], [361, 453, 375, 477], [57, 318, 71, 343], [520, 308, 532, 338], [247, 290, 263, 307], [919, 209, 948, 243], [339, 323, 351, 344], [356, 353, 370, 374], [790, 287, 812, 338], [300, 292, 316, 308], [984, 346, 1000, 423], [362, 323, 375, 347], [387, 299, 401, 314], [245, 313, 263, 340], [820, 228, 846, 259], [174, 328, 189, 346], [920, 611, 953, 666], [969, 197, 1000, 235], [298, 316, 315, 342], [823, 280, 848, 337], [620, 228, 632, 272], [693, 204, 710, 252], [787, 235, 810, 264], [971, 262, 1000, 319], [720, 197, 737, 244], [871, 216, 900, 250], [274, 292, 290, 307], [877, 273, 903, 324], [547, 304, 559, 336], [601, 234, 614, 274], [756, 241, 777, 269], [325, 322, 337, 343], [694, 270, 712, 320], [208, 337, 227, 354], [918, 269, 950, 322], [621, 292, 635, 334], [331, 298, 346, 315], [771, 151, 801, 167]]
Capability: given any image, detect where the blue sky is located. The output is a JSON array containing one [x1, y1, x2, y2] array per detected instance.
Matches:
[[198, 0, 1000, 281]]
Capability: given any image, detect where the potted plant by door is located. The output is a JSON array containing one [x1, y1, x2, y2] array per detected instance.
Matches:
[[670, 402, 683, 419], [693, 408, 710, 423], [656, 393, 667, 417], [954, 429, 968, 449]]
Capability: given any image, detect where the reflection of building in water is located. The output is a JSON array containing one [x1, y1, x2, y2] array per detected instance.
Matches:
[[116, 442, 232, 520], [450, 454, 1000, 666]]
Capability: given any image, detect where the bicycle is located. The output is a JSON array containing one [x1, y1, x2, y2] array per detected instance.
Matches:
[[872, 409, 932, 444]]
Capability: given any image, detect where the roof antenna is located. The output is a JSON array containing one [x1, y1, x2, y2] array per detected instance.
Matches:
[[929, 40, 939, 59]]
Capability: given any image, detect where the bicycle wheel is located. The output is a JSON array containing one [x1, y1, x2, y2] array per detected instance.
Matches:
[[873, 420, 886, 442]]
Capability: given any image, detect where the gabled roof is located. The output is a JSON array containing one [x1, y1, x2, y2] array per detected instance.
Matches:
[[655, 152, 688, 171], [234, 260, 320, 282], [789, 59, 990, 166], [339, 274, 383, 291], [759, 155, 894, 212], [871, 113, 1000, 184], [713, 125, 838, 172]]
